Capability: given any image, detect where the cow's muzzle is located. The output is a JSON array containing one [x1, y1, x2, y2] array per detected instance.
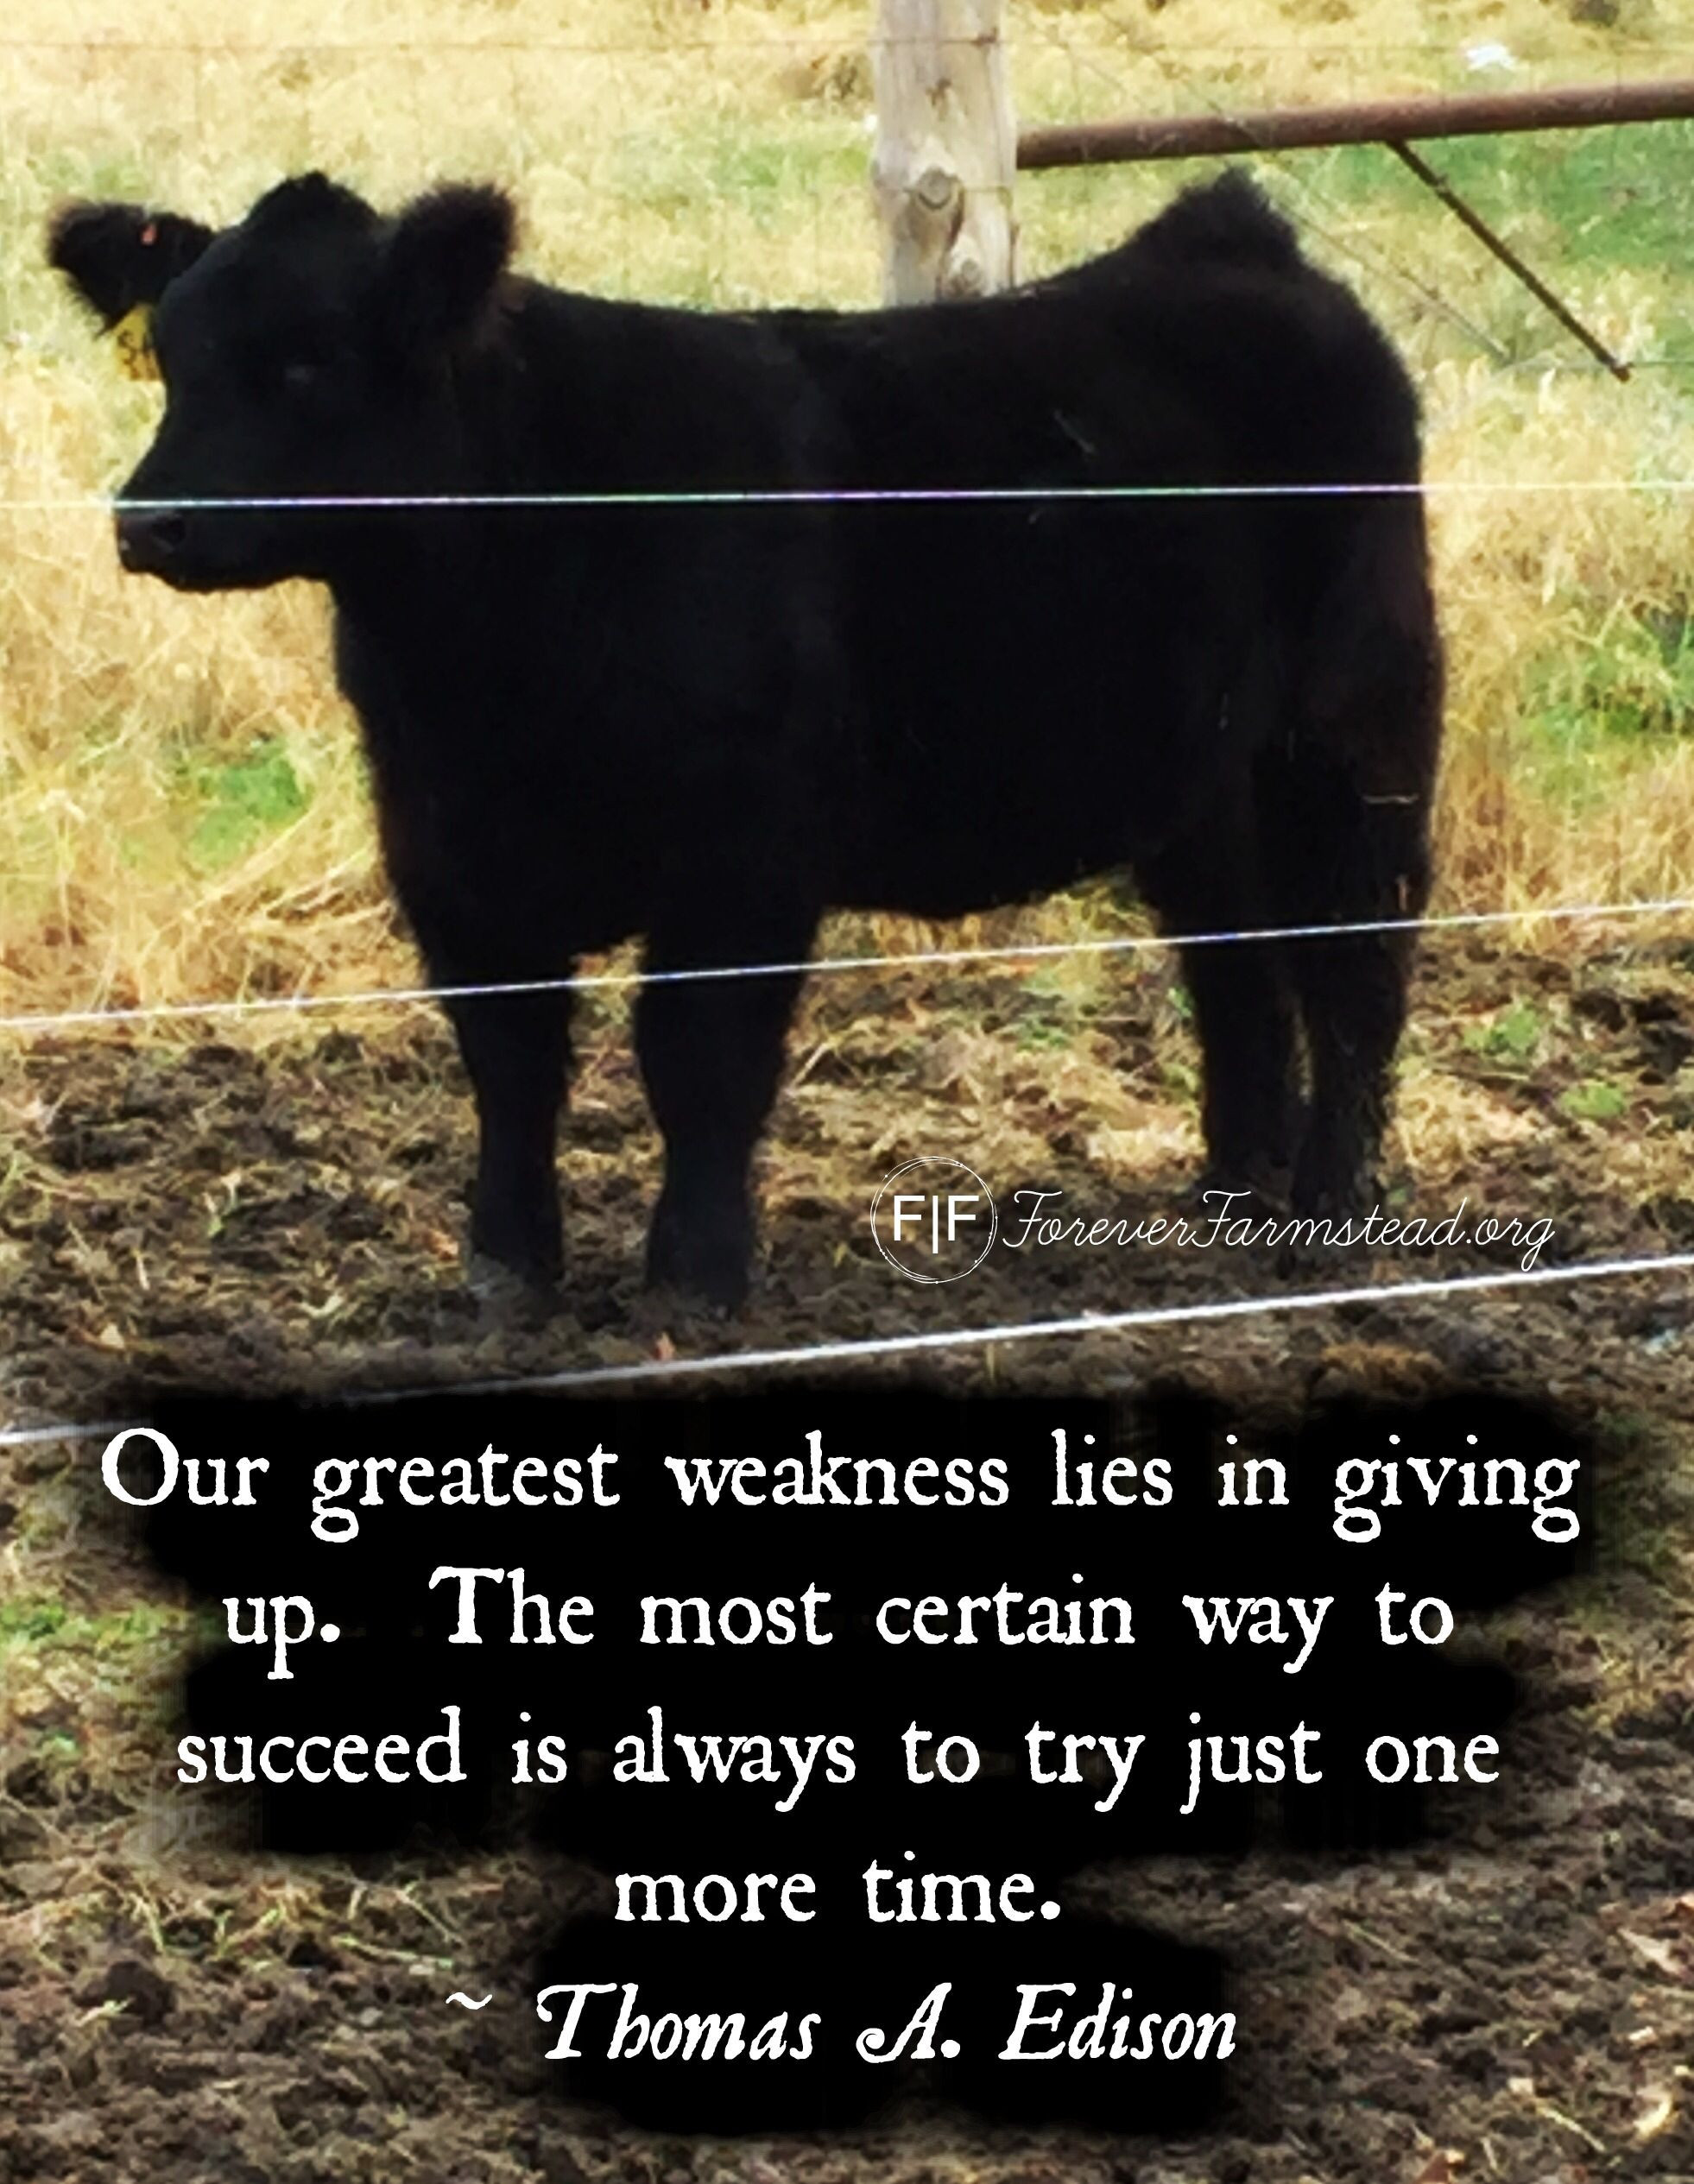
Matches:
[[116, 505, 192, 576]]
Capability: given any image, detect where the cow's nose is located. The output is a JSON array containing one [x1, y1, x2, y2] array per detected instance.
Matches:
[[116, 508, 189, 572]]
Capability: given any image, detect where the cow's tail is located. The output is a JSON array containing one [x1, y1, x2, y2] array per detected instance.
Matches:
[[1244, 483, 1443, 1218], [1300, 487, 1443, 800]]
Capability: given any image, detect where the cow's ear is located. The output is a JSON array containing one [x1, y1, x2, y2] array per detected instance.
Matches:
[[382, 184, 515, 355], [47, 202, 214, 329]]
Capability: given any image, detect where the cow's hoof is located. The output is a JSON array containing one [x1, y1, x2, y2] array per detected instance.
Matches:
[[1276, 1193, 1377, 1281], [643, 1259, 750, 1316], [645, 1196, 752, 1313], [1193, 1170, 1288, 1228], [466, 1251, 564, 1326], [644, 1234, 749, 1313], [1276, 1231, 1343, 1282]]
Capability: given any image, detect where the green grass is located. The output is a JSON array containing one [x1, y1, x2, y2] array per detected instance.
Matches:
[[0, 1598, 199, 1657], [1513, 607, 1694, 814], [615, 120, 866, 223], [1464, 998, 1547, 1062], [180, 737, 312, 872], [1559, 1075, 1629, 1120], [1526, 609, 1694, 742], [1318, 120, 1694, 287]]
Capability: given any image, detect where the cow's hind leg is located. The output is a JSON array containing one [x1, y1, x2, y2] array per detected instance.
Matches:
[[635, 907, 819, 1309], [1136, 806, 1301, 1208], [433, 969, 573, 1308], [1257, 748, 1432, 1221], [1261, 497, 1443, 1227]]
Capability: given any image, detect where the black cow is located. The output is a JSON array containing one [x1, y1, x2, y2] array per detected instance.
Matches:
[[49, 172, 1442, 1310]]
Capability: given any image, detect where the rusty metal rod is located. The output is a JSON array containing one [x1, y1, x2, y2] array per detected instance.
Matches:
[[1386, 140, 1629, 380], [1017, 74, 1694, 167]]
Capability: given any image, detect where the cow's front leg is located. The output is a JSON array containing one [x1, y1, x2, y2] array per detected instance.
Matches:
[[635, 912, 818, 1310], [439, 981, 574, 1307]]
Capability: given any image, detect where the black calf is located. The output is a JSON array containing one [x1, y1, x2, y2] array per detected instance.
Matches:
[[49, 171, 1442, 1307]]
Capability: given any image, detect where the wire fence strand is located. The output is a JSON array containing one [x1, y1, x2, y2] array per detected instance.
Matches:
[[4, 895, 1693, 1035], [3, 1246, 1690, 1449], [10, 480, 1694, 513]]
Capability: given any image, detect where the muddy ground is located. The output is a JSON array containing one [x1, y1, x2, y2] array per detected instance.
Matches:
[[3, 933, 1693, 2181], [4, 931, 1694, 1411]]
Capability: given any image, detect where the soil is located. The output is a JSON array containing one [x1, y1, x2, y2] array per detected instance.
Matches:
[[3, 931, 1694, 1416], [3, 932, 1692, 2181]]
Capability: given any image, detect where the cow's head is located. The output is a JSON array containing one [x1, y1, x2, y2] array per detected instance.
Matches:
[[48, 174, 515, 590]]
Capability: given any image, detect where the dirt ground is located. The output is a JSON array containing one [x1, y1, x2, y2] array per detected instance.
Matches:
[[3, 930, 1694, 1414], [3, 933, 1693, 2181]]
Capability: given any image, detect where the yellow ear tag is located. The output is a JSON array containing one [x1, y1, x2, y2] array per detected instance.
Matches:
[[111, 304, 161, 384]]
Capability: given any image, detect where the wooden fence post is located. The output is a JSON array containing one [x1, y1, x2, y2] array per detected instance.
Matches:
[[871, 0, 1016, 303]]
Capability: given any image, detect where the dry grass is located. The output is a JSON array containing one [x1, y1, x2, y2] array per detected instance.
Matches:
[[2, 0, 1693, 1025]]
